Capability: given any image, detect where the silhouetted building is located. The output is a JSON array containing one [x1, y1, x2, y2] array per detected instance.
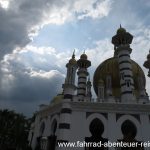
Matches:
[[28, 27, 150, 150]]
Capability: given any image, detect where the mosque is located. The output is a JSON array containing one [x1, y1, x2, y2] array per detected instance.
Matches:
[[28, 27, 150, 150]]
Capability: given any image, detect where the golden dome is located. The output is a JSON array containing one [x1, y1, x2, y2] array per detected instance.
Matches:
[[51, 94, 63, 104], [93, 57, 146, 98]]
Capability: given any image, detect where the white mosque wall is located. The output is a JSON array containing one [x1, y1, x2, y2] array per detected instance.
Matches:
[[30, 101, 150, 150]]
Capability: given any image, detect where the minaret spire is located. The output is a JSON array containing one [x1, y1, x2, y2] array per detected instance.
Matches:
[[83, 49, 85, 54], [72, 49, 75, 59]]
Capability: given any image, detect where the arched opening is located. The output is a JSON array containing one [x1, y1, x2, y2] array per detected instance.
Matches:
[[121, 120, 137, 140], [48, 119, 57, 150], [118, 120, 144, 149], [85, 118, 108, 150], [51, 119, 57, 135], [35, 122, 45, 150], [40, 122, 45, 136]]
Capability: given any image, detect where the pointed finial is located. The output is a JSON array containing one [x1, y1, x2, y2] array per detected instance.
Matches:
[[72, 49, 75, 59], [120, 24, 122, 28], [83, 49, 85, 54]]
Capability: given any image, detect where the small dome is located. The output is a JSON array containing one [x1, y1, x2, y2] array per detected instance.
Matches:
[[51, 94, 63, 104], [69, 58, 77, 65], [117, 27, 126, 34], [93, 57, 146, 98], [112, 27, 133, 46], [80, 53, 87, 59]]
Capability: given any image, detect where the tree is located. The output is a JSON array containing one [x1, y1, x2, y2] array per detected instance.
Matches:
[[0, 109, 32, 150]]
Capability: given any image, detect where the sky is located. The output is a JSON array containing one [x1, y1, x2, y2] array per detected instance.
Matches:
[[0, 0, 150, 116]]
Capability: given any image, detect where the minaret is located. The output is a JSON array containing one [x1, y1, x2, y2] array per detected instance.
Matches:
[[112, 25, 136, 103], [86, 76, 92, 101], [97, 79, 105, 102], [77, 52, 91, 101], [106, 74, 115, 102], [57, 51, 77, 149], [137, 76, 148, 103], [143, 50, 150, 77], [62, 50, 78, 99], [143, 50, 150, 103]]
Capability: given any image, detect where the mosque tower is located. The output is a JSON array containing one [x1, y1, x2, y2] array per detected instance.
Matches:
[[112, 25, 136, 103], [62, 50, 78, 99], [144, 50, 150, 77], [76, 52, 91, 101]]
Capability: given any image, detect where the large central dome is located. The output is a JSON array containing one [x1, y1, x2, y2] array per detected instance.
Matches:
[[93, 57, 146, 98]]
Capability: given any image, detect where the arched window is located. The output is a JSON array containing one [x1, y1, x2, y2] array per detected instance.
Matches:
[[39, 122, 45, 136], [117, 120, 144, 149], [89, 118, 104, 137], [51, 119, 57, 135], [125, 79, 131, 87], [121, 72, 124, 80], [85, 118, 108, 150], [48, 119, 58, 150], [121, 120, 137, 139]]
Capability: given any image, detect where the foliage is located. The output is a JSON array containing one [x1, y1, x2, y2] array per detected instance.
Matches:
[[0, 109, 32, 150]]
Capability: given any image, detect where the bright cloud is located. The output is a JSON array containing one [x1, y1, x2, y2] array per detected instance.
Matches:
[[0, 0, 10, 9], [42, 0, 113, 25], [75, 0, 112, 20], [29, 69, 65, 79], [0, 0, 113, 61]]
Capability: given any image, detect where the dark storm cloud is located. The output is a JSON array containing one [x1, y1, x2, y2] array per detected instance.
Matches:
[[0, 0, 67, 115], [0, 57, 65, 115], [0, 0, 65, 59], [0, 69, 64, 102]]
